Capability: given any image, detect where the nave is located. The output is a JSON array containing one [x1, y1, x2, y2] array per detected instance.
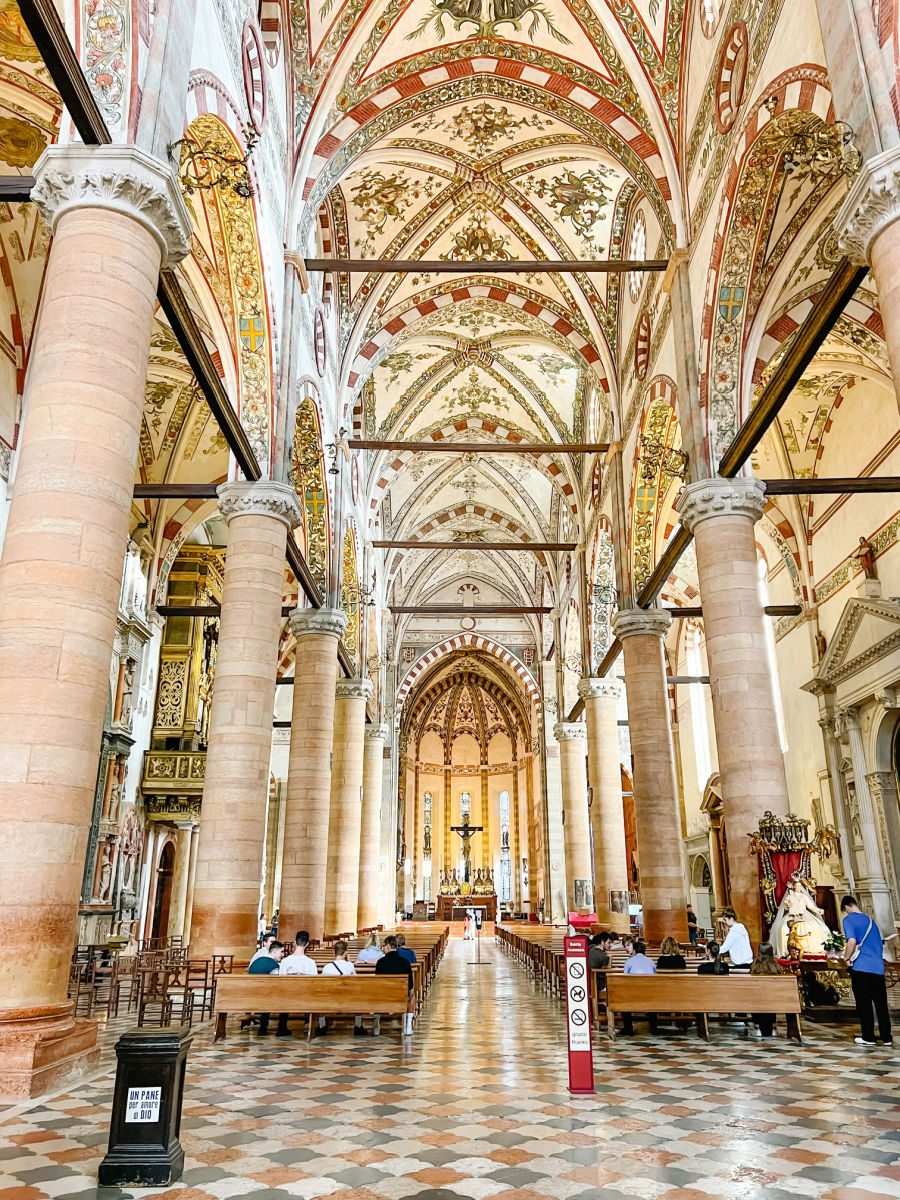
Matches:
[[0, 934, 897, 1200]]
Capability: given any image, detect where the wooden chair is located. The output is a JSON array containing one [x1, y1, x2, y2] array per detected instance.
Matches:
[[136, 966, 194, 1027]]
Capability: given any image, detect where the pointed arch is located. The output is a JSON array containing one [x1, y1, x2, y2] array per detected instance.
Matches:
[[397, 633, 540, 709]]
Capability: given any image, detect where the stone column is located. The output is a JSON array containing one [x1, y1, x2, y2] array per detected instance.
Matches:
[[837, 707, 895, 929], [554, 723, 593, 912], [324, 678, 372, 935], [279, 608, 346, 941], [182, 824, 201, 945], [579, 678, 629, 931], [358, 723, 387, 930], [678, 477, 789, 941], [0, 145, 189, 1100], [166, 822, 195, 942], [612, 609, 689, 942], [189, 482, 299, 959]]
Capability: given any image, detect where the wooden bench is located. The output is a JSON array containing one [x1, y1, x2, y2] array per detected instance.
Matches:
[[606, 974, 803, 1042], [213, 975, 410, 1041]]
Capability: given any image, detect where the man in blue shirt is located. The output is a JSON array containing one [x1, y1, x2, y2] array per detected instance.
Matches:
[[620, 941, 657, 1036], [247, 942, 289, 1038], [395, 934, 417, 964], [835, 896, 892, 1047]]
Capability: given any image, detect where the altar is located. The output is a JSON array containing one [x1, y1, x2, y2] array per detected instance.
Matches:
[[437, 894, 497, 922]]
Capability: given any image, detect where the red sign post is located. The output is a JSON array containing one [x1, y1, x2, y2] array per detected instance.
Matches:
[[563, 935, 595, 1095]]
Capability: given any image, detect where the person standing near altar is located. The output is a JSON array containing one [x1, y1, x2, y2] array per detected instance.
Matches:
[[832, 896, 892, 1048]]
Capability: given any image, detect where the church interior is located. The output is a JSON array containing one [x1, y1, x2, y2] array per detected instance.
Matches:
[[0, 0, 899, 1196]]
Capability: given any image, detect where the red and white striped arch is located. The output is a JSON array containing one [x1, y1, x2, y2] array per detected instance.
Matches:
[[301, 60, 671, 210], [751, 293, 883, 386], [384, 503, 550, 590], [699, 67, 834, 418], [397, 633, 541, 709], [348, 282, 609, 395], [367, 417, 579, 524]]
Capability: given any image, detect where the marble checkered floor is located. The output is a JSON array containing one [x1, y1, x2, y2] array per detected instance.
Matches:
[[1, 936, 898, 1200]]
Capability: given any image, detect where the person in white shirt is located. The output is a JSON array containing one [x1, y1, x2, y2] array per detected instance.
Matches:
[[719, 908, 753, 967], [317, 940, 372, 1037], [279, 930, 319, 976], [355, 932, 384, 965]]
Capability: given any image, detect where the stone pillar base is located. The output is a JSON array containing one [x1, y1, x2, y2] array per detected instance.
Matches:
[[0, 1004, 100, 1102]]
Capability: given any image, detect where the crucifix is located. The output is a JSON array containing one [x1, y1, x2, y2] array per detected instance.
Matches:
[[450, 814, 483, 885]]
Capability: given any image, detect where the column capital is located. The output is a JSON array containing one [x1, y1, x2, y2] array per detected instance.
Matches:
[[217, 481, 300, 529], [836, 146, 900, 265], [612, 607, 671, 641], [32, 144, 191, 266], [578, 676, 623, 702], [365, 723, 390, 741], [336, 677, 373, 701], [553, 721, 586, 742], [836, 704, 862, 735], [289, 606, 347, 640], [676, 476, 766, 531]]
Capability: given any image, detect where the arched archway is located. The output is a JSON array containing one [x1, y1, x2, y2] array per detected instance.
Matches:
[[150, 840, 176, 942]]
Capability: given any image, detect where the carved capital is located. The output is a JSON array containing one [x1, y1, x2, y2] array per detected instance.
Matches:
[[835, 705, 861, 737], [289, 606, 347, 641], [677, 476, 766, 531], [32, 145, 191, 266], [553, 721, 586, 742], [365, 723, 390, 742], [837, 146, 900, 265], [336, 677, 373, 701], [612, 607, 671, 641], [217, 481, 300, 529], [577, 676, 622, 701]]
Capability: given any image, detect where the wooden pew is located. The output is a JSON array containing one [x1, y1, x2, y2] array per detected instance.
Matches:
[[213, 975, 410, 1041], [605, 974, 803, 1042]]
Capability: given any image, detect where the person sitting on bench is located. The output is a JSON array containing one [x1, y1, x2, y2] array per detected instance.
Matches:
[[376, 935, 415, 1036], [248, 941, 289, 1037], [621, 940, 657, 1036]]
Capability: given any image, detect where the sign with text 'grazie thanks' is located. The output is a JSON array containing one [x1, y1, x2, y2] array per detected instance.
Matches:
[[563, 935, 595, 1094]]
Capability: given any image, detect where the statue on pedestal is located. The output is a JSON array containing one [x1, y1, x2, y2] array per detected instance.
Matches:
[[853, 535, 877, 580]]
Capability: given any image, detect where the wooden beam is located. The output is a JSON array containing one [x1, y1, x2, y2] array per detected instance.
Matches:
[[156, 605, 221, 618], [635, 525, 694, 608], [306, 258, 667, 275], [286, 539, 324, 609], [666, 604, 802, 618], [350, 440, 608, 454], [134, 484, 219, 500], [390, 605, 550, 614], [338, 644, 356, 678], [668, 675, 710, 685], [17, 1, 110, 146], [633, 259, 868, 615], [719, 258, 868, 477], [762, 477, 900, 495], [0, 176, 34, 201], [373, 540, 576, 552], [157, 271, 261, 481]]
